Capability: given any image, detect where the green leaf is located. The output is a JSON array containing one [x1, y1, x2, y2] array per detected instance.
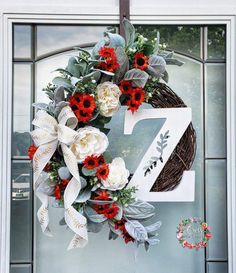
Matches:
[[125, 220, 148, 242], [123, 18, 135, 46], [66, 57, 81, 78], [105, 32, 125, 48], [165, 58, 184, 66], [114, 47, 129, 83], [124, 68, 149, 88], [75, 188, 91, 203], [73, 47, 91, 57], [162, 70, 169, 83], [142, 43, 154, 56], [81, 167, 96, 176], [54, 68, 73, 77], [123, 200, 155, 219], [92, 68, 114, 76], [148, 55, 166, 77], [92, 39, 106, 59], [99, 127, 110, 135], [52, 77, 72, 89], [82, 71, 101, 83]]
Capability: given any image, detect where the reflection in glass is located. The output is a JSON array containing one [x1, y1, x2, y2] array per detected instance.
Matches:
[[13, 64, 32, 157], [11, 161, 32, 263], [205, 64, 226, 158], [10, 265, 31, 273], [206, 160, 227, 260], [207, 262, 228, 273], [14, 25, 32, 59], [36, 25, 117, 57], [207, 26, 226, 59], [136, 25, 201, 57]]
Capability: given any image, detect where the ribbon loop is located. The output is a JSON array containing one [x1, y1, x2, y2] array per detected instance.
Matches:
[[31, 106, 88, 249]]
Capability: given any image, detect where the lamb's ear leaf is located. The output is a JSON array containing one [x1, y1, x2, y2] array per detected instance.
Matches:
[[105, 32, 125, 48], [123, 18, 135, 46]]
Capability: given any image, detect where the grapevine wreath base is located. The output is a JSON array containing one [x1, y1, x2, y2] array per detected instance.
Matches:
[[149, 83, 196, 192], [28, 19, 196, 250]]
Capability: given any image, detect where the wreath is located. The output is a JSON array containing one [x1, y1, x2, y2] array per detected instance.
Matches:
[[176, 218, 212, 250], [28, 19, 195, 250]]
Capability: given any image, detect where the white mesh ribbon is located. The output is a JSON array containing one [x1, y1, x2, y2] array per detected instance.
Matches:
[[31, 106, 88, 249]]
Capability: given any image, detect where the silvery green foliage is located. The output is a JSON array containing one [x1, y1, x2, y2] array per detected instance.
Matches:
[[37, 173, 56, 196], [58, 166, 71, 180], [82, 167, 96, 176], [92, 68, 115, 76], [52, 77, 72, 89], [75, 188, 91, 203], [32, 102, 48, 111], [147, 55, 166, 78], [145, 221, 162, 235], [82, 71, 101, 83], [88, 199, 114, 206], [87, 220, 104, 233], [114, 47, 129, 83], [59, 217, 66, 226], [123, 18, 136, 46], [124, 68, 149, 88], [92, 39, 106, 59], [84, 205, 107, 223], [125, 220, 148, 243], [108, 221, 122, 236], [109, 229, 119, 240], [105, 32, 125, 48], [123, 200, 155, 219]]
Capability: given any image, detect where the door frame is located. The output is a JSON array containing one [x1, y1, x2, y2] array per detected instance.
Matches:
[[0, 12, 235, 273]]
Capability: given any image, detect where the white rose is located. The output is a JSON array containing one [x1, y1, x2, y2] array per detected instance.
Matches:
[[96, 82, 121, 117], [101, 157, 129, 191], [70, 126, 108, 163]]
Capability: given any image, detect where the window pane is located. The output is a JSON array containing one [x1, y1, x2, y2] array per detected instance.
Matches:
[[14, 25, 32, 59], [207, 262, 228, 273], [135, 25, 201, 58], [206, 160, 227, 260], [205, 64, 226, 158], [11, 161, 32, 262], [36, 25, 117, 57], [207, 26, 226, 59], [13, 64, 32, 157], [10, 265, 31, 273]]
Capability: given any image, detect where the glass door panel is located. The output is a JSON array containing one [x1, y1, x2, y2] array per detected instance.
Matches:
[[11, 24, 227, 273]]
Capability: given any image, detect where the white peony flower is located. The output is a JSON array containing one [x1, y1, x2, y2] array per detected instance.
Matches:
[[96, 82, 121, 117], [70, 126, 108, 163], [101, 157, 129, 191]]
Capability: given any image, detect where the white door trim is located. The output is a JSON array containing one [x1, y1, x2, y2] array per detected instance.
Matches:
[[0, 13, 235, 273]]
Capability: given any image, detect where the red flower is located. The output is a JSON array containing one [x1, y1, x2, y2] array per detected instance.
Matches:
[[134, 52, 149, 70], [97, 155, 105, 165], [103, 203, 119, 219], [54, 185, 61, 200], [126, 87, 145, 113], [119, 80, 133, 95], [96, 164, 109, 180], [80, 94, 96, 113], [83, 155, 99, 169], [28, 144, 37, 160], [69, 93, 96, 123], [75, 109, 93, 123], [126, 99, 140, 113], [61, 179, 69, 190], [205, 233, 212, 239], [115, 219, 126, 232], [123, 231, 135, 244], [131, 87, 145, 104], [114, 218, 135, 244], [97, 47, 120, 73], [94, 190, 110, 201]]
